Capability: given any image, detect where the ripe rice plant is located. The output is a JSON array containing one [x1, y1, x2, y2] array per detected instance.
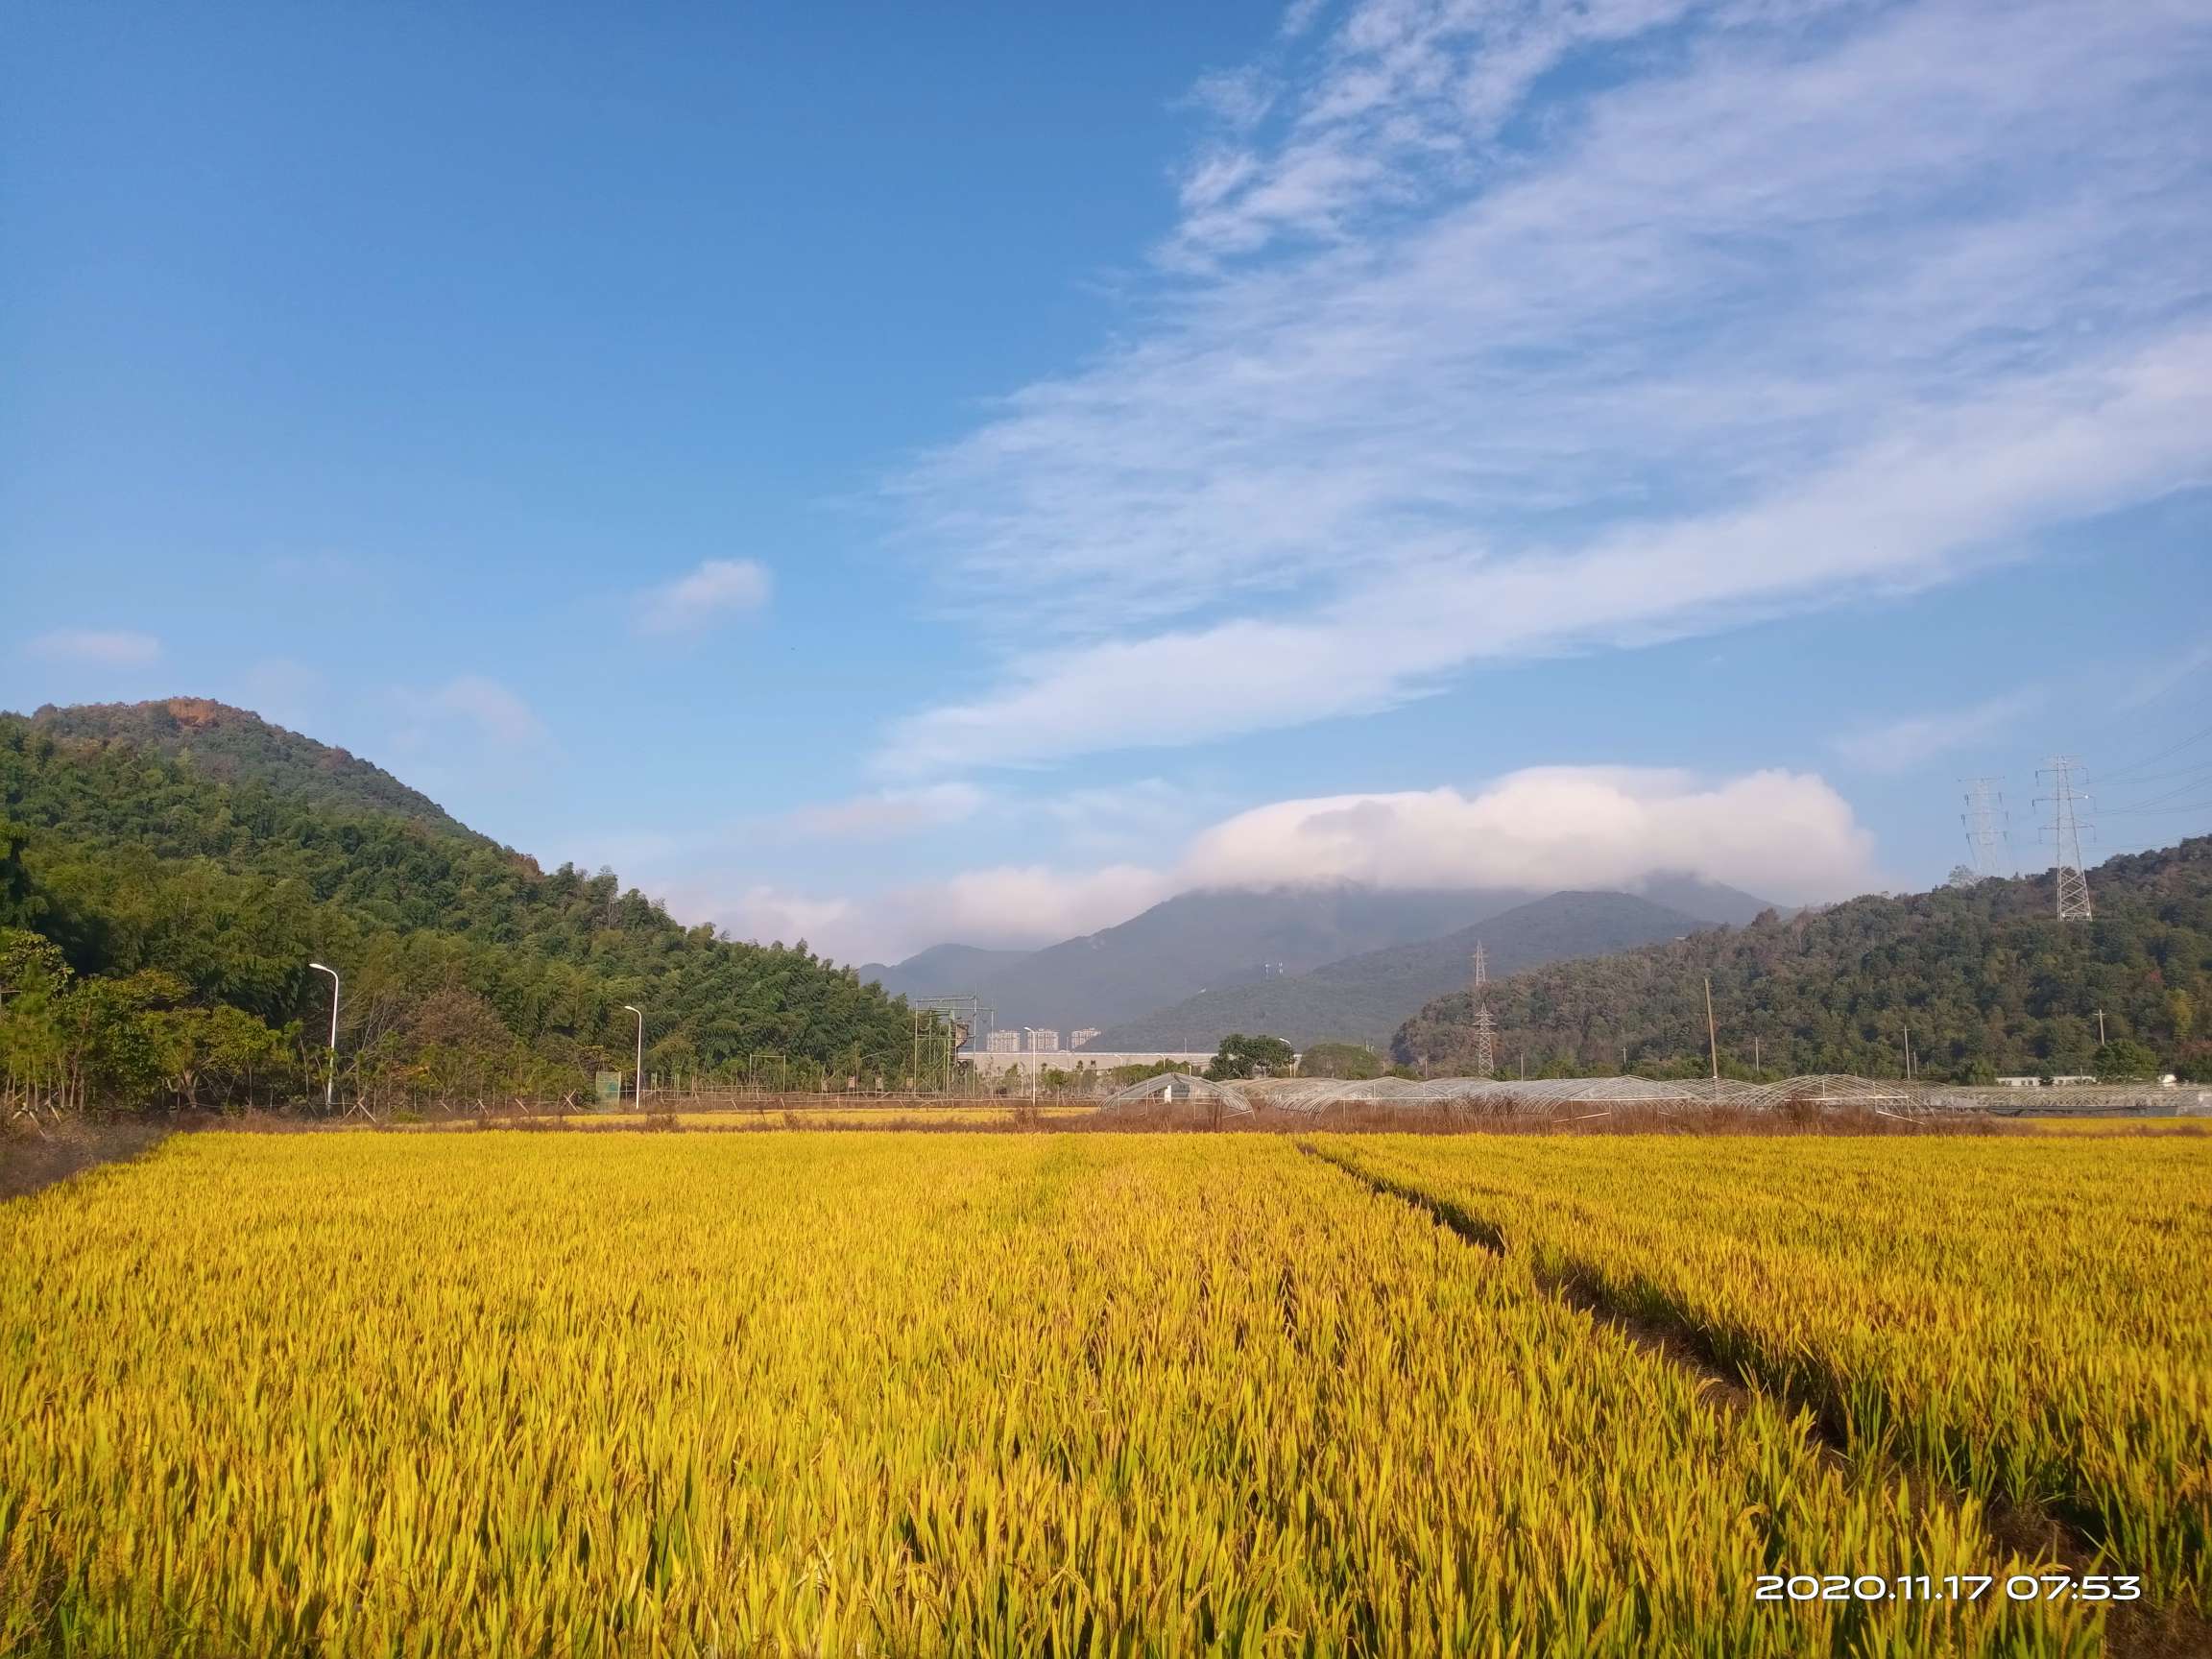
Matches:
[[0, 1133, 2100, 1655], [1313, 1133, 2212, 1614]]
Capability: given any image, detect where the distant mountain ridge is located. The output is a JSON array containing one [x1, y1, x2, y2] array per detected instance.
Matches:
[[28, 698, 475, 839], [856, 944, 1038, 1003], [860, 885, 1531, 1034], [861, 877, 1769, 1038], [1091, 890, 1706, 1051]]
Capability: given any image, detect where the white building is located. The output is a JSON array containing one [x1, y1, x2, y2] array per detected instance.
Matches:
[[984, 1030, 1022, 1054], [1030, 1029, 1062, 1052], [1070, 1028, 1101, 1049]]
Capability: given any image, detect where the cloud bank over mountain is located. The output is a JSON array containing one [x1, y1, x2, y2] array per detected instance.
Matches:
[[711, 765, 1873, 962]]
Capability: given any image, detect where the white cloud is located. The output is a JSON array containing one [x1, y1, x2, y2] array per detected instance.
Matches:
[[709, 888, 862, 953], [1179, 767, 1873, 902], [1831, 690, 2039, 774], [635, 559, 772, 637], [393, 675, 552, 756], [28, 628, 162, 667], [701, 864, 1171, 964], [711, 763, 1873, 961], [885, 328, 2212, 773], [778, 783, 986, 840], [881, 0, 2212, 772]]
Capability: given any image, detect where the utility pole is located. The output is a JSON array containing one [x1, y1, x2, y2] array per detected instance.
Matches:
[[1022, 1027, 1039, 1106], [1960, 778, 2015, 878], [1903, 1022, 1913, 1082], [1469, 944, 1497, 1077], [1704, 974, 1721, 1102], [2097, 1009, 2107, 1047], [2036, 757, 2095, 922], [308, 962, 340, 1110], [623, 1004, 644, 1108]]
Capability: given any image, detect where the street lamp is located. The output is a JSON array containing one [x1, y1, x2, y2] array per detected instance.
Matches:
[[623, 1004, 644, 1109], [307, 962, 339, 1109], [1022, 1026, 1039, 1106]]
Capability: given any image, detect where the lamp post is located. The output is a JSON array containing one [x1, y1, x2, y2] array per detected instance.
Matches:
[[307, 962, 339, 1109], [623, 1004, 644, 1110]]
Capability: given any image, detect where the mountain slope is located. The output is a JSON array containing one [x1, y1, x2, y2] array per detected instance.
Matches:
[[966, 884, 1533, 1032], [29, 698, 474, 837], [1, 702, 926, 1108], [1392, 840, 2212, 1082], [857, 944, 1037, 1002], [1092, 890, 1703, 1050], [1631, 874, 1775, 927]]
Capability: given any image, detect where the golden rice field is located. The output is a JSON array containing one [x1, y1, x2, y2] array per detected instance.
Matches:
[[2019, 1117, 2212, 1135], [0, 1130, 2201, 1656], [1311, 1134, 2212, 1615], [426, 1105, 1094, 1132]]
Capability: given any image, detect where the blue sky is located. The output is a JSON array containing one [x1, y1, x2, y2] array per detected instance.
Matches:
[[5, 0, 2208, 964]]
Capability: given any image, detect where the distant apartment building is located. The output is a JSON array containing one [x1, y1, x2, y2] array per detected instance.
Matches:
[[1070, 1028, 1101, 1049], [1031, 1030, 1062, 1052], [984, 1030, 1022, 1054]]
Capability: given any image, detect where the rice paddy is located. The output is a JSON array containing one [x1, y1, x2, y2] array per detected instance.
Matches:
[[1, 1129, 2201, 1655]]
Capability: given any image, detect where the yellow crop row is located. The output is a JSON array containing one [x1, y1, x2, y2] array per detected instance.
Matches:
[[0, 1134, 2105, 1655], [2018, 1116, 2211, 1135], [398, 1104, 1094, 1132], [1312, 1133, 2212, 1612]]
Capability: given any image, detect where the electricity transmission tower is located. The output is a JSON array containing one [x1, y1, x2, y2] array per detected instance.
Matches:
[[1960, 777, 2015, 878], [2035, 757, 2095, 922], [1469, 943, 1497, 1076]]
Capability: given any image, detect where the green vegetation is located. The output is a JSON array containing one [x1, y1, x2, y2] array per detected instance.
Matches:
[[1204, 1031, 1294, 1079], [1296, 1040, 1383, 1078], [1394, 838, 2212, 1082], [0, 703, 932, 1113]]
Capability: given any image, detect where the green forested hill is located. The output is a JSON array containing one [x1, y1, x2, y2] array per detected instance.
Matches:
[[0, 704, 931, 1111], [1392, 840, 2212, 1082], [28, 697, 473, 837]]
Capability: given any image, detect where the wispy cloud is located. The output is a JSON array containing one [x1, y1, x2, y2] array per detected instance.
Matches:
[[1831, 690, 2040, 774], [777, 783, 986, 840], [2117, 640, 2212, 712], [881, 0, 2212, 773], [635, 559, 773, 637], [393, 674, 553, 756], [28, 628, 163, 667]]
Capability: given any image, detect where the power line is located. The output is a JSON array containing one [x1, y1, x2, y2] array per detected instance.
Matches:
[[2102, 768, 2212, 814], [2097, 722, 2212, 786], [2035, 756, 2094, 923]]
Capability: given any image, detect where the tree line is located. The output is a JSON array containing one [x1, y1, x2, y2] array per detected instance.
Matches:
[[1393, 838, 2212, 1084], [0, 715, 938, 1115]]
